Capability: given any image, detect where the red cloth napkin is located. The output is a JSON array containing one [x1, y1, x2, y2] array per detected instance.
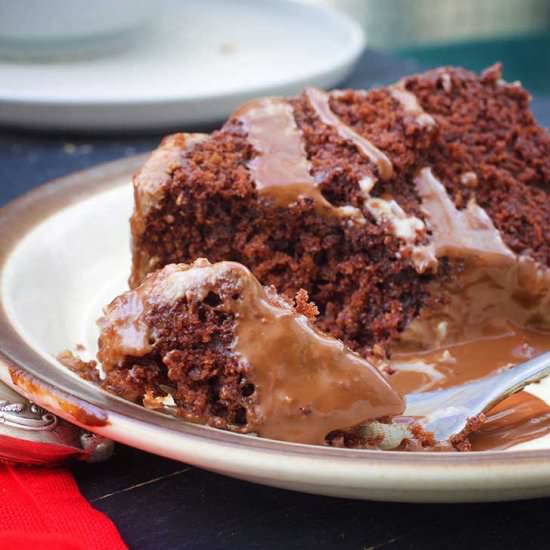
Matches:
[[0, 464, 127, 550]]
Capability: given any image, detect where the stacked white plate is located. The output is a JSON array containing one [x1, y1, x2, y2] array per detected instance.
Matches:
[[0, 0, 365, 130]]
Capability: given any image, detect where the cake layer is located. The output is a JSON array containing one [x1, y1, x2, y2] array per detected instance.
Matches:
[[402, 65, 550, 266]]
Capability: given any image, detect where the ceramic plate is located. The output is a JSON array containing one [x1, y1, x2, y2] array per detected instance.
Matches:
[[0, 0, 365, 131], [4, 157, 550, 503]]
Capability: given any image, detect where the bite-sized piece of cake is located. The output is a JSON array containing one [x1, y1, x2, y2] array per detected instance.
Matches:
[[93, 260, 404, 444]]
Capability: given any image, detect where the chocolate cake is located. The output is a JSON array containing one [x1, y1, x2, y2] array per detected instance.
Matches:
[[129, 65, 550, 361], [69, 64, 550, 450], [89, 259, 404, 445]]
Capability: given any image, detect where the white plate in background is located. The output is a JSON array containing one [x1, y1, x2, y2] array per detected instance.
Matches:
[[0, 0, 365, 131]]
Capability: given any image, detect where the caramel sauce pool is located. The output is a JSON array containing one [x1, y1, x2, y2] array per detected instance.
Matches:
[[391, 322, 550, 451]]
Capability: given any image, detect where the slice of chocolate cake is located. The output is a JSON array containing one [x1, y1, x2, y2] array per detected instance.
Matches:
[[129, 65, 550, 365], [85, 63, 550, 451], [91, 260, 404, 445]]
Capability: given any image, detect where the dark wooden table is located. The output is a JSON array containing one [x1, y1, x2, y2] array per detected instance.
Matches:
[[2, 50, 550, 550]]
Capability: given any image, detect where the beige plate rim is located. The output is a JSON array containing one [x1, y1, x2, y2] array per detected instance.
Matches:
[[3, 156, 550, 503]]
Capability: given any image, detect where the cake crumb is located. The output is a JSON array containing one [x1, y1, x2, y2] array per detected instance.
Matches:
[[450, 413, 487, 451], [440, 73, 452, 92], [57, 350, 99, 383], [143, 390, 177, 411], [293, 289, 319, 319]]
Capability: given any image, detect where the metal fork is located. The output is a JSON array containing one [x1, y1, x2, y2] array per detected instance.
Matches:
[[403, 350, 550, 444]]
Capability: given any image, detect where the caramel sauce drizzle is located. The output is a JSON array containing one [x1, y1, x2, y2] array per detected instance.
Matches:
[[469, 392, 550, 451], [414, 167, 515, 267], [393, 323, 550, 394], [392, 321, 550, 452], [389, 83, 436, 129], [305, 87, 394, 181], [305, 87, 430, 263], [236, 98, 336, 213], [235, 88, 550, 451], [130, 86, 550, 452], [231, 264, 404, 444]]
